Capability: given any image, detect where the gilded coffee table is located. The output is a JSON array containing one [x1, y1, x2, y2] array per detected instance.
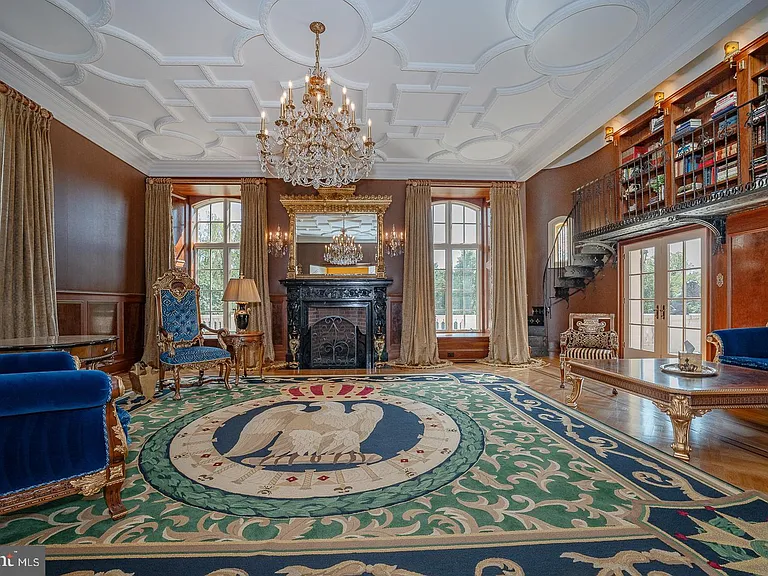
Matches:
[[0, 334, 117, 368], [564, 358, 768, 461]]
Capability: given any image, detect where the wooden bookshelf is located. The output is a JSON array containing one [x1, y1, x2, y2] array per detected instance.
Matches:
[[605, 32, 768, 219]]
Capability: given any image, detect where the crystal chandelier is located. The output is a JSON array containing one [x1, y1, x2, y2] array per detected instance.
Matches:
[[324, 216, 363, 265], [257, 21, 375, 188]]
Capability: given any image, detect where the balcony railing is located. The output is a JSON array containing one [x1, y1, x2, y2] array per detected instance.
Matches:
[[575, 93, 768, 239]]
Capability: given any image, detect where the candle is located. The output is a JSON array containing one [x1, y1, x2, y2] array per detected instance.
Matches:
[[316, 91, 322, 113], [350, 102, 355, 125], [288, 80, 293, 104], [260, 110, 266, 133], [342, 86, 347, 111], [280, 93, 286, 117], [367, 118, 372, 140]]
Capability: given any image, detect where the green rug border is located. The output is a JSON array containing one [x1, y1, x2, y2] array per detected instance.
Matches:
[[139, 389, 485, 518]]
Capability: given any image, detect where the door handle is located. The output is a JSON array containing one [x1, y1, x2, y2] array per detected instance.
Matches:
[[661, 304, 666, 320], [655, 305, 660, 319]]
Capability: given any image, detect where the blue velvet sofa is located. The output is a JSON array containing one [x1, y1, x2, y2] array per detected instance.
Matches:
[[0, 352, 130, 519], [707, 327, 768, 370]]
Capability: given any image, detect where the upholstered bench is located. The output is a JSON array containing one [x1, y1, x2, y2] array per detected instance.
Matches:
[[707, 327, 768, 371]]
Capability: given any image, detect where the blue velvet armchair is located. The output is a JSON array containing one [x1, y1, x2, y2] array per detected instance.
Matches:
[[707, 327, 768, 370], [154, 269, 232, 400], [0, 352, 129, 519]]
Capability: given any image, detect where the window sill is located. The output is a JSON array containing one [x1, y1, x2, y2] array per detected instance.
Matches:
[[437, 332, 489, 339]]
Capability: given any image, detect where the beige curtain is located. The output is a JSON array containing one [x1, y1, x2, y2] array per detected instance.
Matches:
[[240, 177, 274, 362], [396, 180, 446, 367], [0, 84, 58, 339], [483, 181, 531, 365], [141, 177, 173, 367]]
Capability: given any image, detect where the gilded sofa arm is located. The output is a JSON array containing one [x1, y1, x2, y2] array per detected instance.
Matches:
[[609, 330, 620, 355], [560, 329, 577, 351], [157, 327, 176, 357], [706, 332, 723, 363], [201, 324, 229, 350]]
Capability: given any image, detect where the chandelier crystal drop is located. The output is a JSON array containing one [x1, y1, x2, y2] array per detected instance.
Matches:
[[324, 216, 364, 266], [257, 21, 375, 188]]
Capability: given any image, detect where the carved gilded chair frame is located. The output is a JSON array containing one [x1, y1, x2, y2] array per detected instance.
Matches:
[[152, 269, 232, 400], [279, 186, 392, 279]]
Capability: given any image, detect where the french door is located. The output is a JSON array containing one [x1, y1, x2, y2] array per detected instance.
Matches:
[[623, 229, 707, 358]]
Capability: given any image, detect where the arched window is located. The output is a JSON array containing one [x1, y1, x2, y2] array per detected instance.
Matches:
[[192, 199, 241, 329], [548, 215, 569, 267], [432, 201, 482, 332]]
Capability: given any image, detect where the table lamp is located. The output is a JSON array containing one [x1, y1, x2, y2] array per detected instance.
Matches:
[[222, 276, 261, 333]]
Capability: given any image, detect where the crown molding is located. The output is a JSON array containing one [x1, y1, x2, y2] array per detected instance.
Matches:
[[146, 159, 516, 180], [0, 46, 153, 175]]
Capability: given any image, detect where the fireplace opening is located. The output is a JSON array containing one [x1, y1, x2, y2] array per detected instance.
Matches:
[[305, 306, 369, 368]]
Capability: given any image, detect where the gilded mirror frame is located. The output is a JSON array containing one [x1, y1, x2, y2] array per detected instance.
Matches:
[[280, 186, 392, 279]]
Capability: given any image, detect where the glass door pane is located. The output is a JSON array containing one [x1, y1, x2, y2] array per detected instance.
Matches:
[[625, 245, 657, 357], [666, 235, 704, 354]]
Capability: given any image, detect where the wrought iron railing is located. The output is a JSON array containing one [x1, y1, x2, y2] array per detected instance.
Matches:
[[542, 199, 580, 315], [574, 93, 768, 238]]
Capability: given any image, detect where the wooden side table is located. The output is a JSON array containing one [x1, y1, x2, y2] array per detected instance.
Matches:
[[221, 331, 264, 384]]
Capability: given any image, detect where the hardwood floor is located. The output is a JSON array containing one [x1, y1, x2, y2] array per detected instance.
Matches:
[[139, 358, 768, 492]]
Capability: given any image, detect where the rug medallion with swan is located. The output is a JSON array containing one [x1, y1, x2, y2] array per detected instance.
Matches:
[[1, 372, 766, 576]]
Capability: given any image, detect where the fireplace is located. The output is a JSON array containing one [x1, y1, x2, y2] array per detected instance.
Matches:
[[280, 278, 392, 369]]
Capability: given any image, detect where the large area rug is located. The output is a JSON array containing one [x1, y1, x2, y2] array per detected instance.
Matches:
[[2, 372, 767, 576]]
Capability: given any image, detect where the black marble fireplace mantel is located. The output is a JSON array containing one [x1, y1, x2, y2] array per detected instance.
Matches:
[[280, 277, 393, 369]]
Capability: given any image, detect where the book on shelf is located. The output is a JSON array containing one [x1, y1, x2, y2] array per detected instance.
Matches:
[[712, 91, 737, 118], [621, 146, 647, 164], [752, 155, 766, 173], [675, 155, 701, 176], [675, 118, 702, 135], [650, 116, 664, 133], [677, 182, 703, 196], [716, 160, 738, 183], [716, 115, 737, 140], [759, 76, 768, 96], [694, 91, 717, 108], [754, 123, 766, 146]]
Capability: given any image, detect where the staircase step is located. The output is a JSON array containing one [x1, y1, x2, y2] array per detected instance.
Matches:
[[554, 287, 571, 300], [562, 266, 595, 279], [528, 315, 544, 326], [554, 277, 586, 289], [570, 253, 604, 267], [528, 325, 545, 337], [578, 243, 613, 255]]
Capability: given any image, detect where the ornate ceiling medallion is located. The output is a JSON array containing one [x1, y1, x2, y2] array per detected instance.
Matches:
[[257, 22, 375, 188]]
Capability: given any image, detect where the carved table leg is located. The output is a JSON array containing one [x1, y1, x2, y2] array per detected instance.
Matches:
[[564, 363, 583, 408], [654, 395, 709, 461]]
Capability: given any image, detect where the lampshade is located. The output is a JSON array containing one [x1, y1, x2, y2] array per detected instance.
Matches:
[[222, 277, 261, 303]]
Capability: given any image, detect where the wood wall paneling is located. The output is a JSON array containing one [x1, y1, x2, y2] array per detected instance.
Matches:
[[727, 206, 768, 328], [51, 121, 145, 294], [56, 292, 144, 372]]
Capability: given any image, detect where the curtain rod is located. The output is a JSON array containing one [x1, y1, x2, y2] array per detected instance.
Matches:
[[0, 82, 52, 119]]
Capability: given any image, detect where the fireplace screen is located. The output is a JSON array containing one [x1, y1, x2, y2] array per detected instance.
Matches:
[[309, 308, 366, 368]]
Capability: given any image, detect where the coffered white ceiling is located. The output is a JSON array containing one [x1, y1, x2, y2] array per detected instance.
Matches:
[[0, 0, 758, 179]]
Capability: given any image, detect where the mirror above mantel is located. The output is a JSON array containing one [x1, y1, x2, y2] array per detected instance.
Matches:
[[279, 186, 392, 279]]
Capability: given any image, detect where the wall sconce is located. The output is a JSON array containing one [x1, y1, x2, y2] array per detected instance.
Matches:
[[654, 91, 664, 112], [384, 224, 405, 257], [267, 224, 289, 257], [604, 126, 614, 144], [724, 41, 740, 66]]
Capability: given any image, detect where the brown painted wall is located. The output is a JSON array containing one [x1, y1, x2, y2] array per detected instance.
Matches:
[[52, 120, 146, 294], [525, 144, 619, 350]]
